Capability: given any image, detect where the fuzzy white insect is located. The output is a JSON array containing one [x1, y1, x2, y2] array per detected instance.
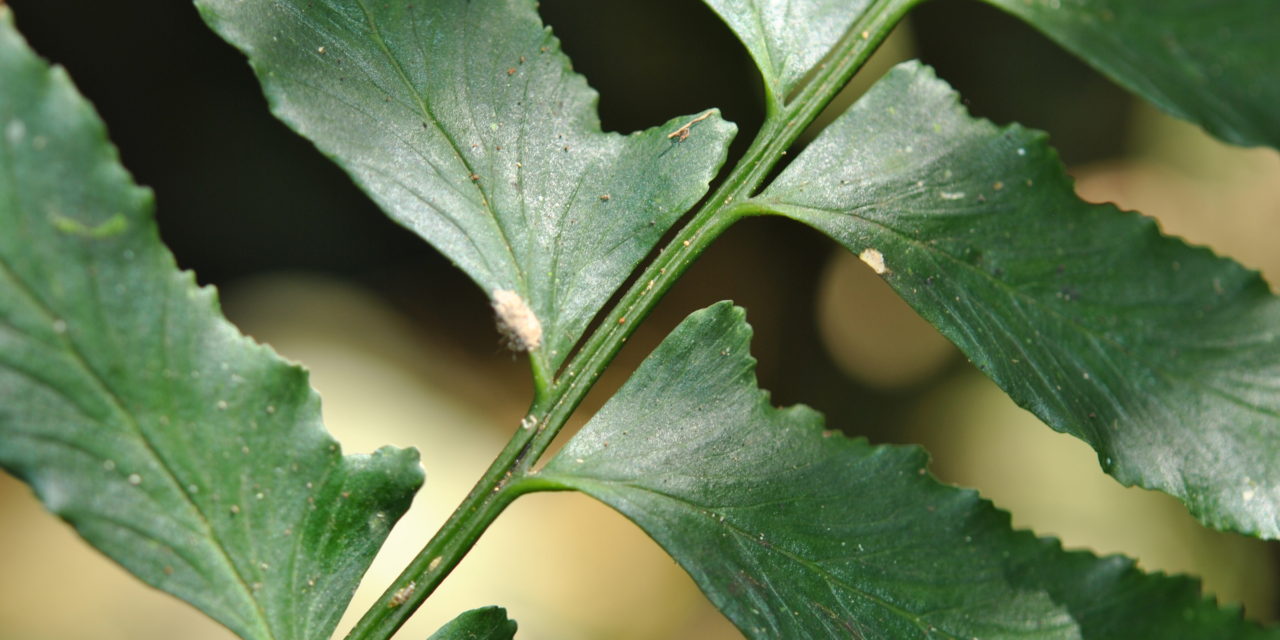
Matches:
[[491, 289, 542, 352]]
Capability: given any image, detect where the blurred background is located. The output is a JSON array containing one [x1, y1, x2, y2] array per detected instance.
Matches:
[[2, 0, 1278, 638]]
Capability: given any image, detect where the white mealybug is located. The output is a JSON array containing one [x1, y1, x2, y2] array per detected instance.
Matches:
[[491, 289, 542, 352]]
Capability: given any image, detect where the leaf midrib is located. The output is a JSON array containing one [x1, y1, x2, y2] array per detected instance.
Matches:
[[348, 0, 529, 296]]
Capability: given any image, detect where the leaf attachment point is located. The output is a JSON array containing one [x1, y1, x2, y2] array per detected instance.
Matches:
[[492, 288, 542, 353], [756, 60, 1280, 538], [540, 302, 1271, 638], [196, 0, 736, 375]]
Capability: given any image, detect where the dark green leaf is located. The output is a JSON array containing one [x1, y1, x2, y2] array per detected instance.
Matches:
[[0, 10, 422, 639], [426, 606, 517, 640], [540, 303, 1270, 639], [754, 60, 1280, 538], [700, 0, 873, 102], [194, 0, 735, 373], [980, 0, 1280, 148]]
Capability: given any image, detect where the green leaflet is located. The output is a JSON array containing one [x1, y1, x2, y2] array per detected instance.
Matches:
[[980, 0, 1280, 148], [194, 0, 735, 376], [540, 303, 1270, 639], [753, 61, 1280, 538], [699, 0, 876, 104], [426, 607, 517, 640], [0, 10, 422, 640], [703, 0, 1279, 147]]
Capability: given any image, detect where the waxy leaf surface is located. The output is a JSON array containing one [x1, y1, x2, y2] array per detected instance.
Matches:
[[426, 606, 517, 640], [0, 11, 422, 639], [195, 0, 735, 372], [699, 0, 875, 102], [542, 303, 1270, 639], [757, 61, 1280, 538], [981, 0, 1280, 147]]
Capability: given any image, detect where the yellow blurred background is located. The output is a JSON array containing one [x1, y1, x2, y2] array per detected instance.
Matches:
[[2, 1, 1278, 638]]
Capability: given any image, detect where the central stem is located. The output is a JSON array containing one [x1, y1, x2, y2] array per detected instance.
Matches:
[[344, 2, 915, 637]]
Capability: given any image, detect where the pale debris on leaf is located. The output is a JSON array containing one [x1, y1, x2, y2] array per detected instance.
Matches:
[[492, 289, 542, 352], [858, 248, 889, 275]]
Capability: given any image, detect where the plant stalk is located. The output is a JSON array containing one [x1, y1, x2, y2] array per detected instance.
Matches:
[[519, 0, 917, 467], [342, 392, 548, 640], [344, 2, 915, 637]]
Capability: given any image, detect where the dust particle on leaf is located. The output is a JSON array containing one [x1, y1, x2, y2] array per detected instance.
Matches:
[[667, 110, 715, 142], [858, 248, 889, 275]]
